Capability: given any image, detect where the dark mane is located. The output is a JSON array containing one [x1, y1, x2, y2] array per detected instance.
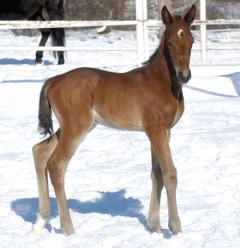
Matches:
[[143, 32, 166, 66], [143, 46, 161, 66]]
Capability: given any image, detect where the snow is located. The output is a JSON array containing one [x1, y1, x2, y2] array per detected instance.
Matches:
[[0, 28, 240, 247]]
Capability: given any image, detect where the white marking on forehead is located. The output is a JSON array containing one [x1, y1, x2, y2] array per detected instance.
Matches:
[[177, 29, 184, 38]]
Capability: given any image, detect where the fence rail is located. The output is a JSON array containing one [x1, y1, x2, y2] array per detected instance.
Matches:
[[0, 19, 239, 29], [0, 20, 138, 29], [0, 20, 239, 53]]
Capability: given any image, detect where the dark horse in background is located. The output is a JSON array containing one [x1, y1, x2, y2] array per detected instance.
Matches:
[[0, 0, 65, 64]]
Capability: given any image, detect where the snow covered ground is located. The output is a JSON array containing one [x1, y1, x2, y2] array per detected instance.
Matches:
[[0, 29, 240, 247]]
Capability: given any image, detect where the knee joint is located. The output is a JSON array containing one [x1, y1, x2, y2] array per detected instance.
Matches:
[[32, 144, 44, 171], [47, 159, 62, 187], [163, 170, 177, 187]]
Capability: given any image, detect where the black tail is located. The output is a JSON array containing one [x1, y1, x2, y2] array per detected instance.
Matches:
[[38, 79, 54, 137]]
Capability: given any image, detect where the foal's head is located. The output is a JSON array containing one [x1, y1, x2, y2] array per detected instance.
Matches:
[[162, 5, 196, 83]]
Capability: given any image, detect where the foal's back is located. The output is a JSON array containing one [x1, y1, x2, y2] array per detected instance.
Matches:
[[47, 66, 182, 131]]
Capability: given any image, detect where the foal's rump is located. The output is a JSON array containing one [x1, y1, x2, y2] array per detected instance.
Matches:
[[38, 68, 104, 136]]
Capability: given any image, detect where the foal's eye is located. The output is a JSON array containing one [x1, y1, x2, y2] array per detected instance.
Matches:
[[167, 41, 172, 48]]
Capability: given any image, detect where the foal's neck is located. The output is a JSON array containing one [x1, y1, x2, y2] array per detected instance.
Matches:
[[148, 37, 183, 101], [163, 43, 183, 101]]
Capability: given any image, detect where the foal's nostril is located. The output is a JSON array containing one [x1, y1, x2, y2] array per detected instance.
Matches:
[[185, 70, 191, 81], [177, 70, 191, 84]]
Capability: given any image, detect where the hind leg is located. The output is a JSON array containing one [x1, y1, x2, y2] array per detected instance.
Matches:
[[45, 0, 65, 65], [48, 114, 94, 235], [52, 28, 65, 65], [35, 29, 51, 64], [32, 130, 59, 232]]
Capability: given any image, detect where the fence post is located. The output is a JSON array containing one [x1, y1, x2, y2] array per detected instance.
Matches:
[[136, 0, 148, 66], [200, 0, 207, 63]]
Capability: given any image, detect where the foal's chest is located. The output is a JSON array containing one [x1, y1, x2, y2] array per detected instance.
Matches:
[[171, 99, 184, 128]]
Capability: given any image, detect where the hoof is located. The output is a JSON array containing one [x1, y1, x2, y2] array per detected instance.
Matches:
[[33, 224, 44, 233], [63, 228, 75, 236], [62, 222, 75, 236], [58, 58, 64, 65], [169, 219, 182, 235], [150, 226, 161, 233], [33, 213, 47, 233], [148, 219, 161, 233], [35, 58, 43, 64]]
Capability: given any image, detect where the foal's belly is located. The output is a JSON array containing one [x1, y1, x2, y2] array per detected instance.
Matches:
[[92, 109, 144, 131]]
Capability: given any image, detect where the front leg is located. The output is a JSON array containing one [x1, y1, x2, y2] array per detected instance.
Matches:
[[145, 127, 182, 235], [148, 148, 164, 233]]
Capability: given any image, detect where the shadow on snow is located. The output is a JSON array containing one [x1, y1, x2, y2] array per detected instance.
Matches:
[[185, 71, 240, 98], [11, 189, 149, 232], [222, 72, 240, 96], [0, 58, 53, 65]]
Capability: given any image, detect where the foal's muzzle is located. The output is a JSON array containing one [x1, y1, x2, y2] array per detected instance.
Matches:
[[177, 70, 191, 84]]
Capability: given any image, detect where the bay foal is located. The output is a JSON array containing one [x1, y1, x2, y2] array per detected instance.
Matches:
[[32, 5, 196, 235]]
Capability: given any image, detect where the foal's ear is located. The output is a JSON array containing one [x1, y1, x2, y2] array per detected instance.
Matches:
[[184, 5, 196, 25], [161, 6, 174, 27]]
